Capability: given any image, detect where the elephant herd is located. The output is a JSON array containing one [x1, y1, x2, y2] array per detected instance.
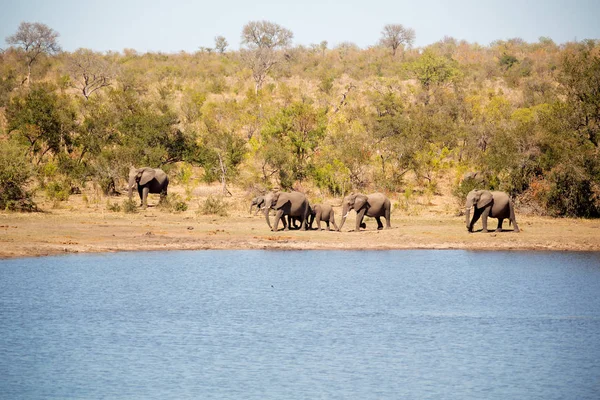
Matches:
[[249, 191, 392, 232], [128, 166, 520, 233], [250, 189, 519, 233]]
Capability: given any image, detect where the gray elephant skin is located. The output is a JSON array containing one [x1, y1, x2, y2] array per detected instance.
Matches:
[[338, 192, 391, 231], [264, 191, 310, 231], [128, 167, 169, 208], [249, 196, 266, 215], [308, 204, 339, 231], [465, 189, 519, 233]]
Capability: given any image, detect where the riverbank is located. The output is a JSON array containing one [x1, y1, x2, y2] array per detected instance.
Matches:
[[2, 199, 599, 259]]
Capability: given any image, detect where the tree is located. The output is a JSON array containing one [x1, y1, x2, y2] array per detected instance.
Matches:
[[240, 20, 293, 93], [259, 101, 326, 186], [214, 36, 228, 53], [559, 41, 600, 147], [0, 140, 36, 211], [67, 49, 118, 100], [6, 83, 76, 164], [410, 49, 460, 104], [6, 22, 61, 84], [379, 24, 415, 56]]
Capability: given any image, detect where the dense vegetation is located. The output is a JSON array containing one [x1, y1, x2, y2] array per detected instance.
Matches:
[[1, 21, 599, 217]]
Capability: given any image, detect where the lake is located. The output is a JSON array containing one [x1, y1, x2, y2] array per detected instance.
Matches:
[[1, 250, 600, 399]]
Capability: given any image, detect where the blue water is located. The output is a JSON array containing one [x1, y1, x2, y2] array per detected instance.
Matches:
[[1, 250, 600, 399]]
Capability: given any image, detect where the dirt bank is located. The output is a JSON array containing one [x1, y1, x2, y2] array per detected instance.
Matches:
[[1, 195, 599, 259]]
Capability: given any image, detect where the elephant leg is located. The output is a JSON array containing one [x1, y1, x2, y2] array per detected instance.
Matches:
[[509, 201, 520, 233], [273, 210, 285, 231], [137, 186, 144, 206], [316, 215, 322, 231], [375, 216, 384, 230], [325, 220, 331, 231], [385, 206, 391, 228], [496, 218, 504, 232], [481, 207, 491, 233], [330, 217, 339, 232], [356, 209, 366, 231], [142, 186, 150, 208]]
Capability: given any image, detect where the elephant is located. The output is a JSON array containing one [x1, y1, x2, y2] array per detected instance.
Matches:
[[128, 167, 169, 208], [249, 196, 266, 215], [308, 203, 339, 231], [465, 189, 519, 233], [264, 191, 310, 231], [338, 192, 391, 232]]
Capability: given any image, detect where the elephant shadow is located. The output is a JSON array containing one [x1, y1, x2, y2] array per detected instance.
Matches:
[[471, 228, 517, 233]]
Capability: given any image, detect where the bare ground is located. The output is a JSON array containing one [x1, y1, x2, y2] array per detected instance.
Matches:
[[1, 186, 599, 259]]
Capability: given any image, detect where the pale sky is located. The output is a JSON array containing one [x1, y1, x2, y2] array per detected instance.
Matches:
[[1, 0, 599, 53]]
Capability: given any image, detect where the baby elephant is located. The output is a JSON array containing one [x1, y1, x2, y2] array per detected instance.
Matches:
[[308, 204, 339, 231]]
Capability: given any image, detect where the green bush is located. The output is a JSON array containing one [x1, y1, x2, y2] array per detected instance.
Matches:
[[122, 199, 138, 214], [45, 180, 71, 202], [0, 141, 36, 211], [544, 165, 600, 217]]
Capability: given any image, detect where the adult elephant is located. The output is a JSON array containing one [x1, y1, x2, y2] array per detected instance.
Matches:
[[465, 189, 519, 233], [128, 167, 169, 208], [308, 204, 339, 231], [265, 191, 310, 231], [338, 193, 391, 231]]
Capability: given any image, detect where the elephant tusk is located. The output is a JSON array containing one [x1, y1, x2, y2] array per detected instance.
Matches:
[[342, 212, 349, 219]]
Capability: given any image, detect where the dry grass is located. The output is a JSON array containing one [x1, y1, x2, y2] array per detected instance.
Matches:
[[1, 182, 599, 259]]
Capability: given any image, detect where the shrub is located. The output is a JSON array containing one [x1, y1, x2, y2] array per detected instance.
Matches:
[[107, 201, 121, 212], [544, 165, 600, 217], [158, 193, 188, 213], [45, 180, 71, 202], [122, 199, 138, 214], [198, 195, 228, 216], [0, 141, 36, 211]]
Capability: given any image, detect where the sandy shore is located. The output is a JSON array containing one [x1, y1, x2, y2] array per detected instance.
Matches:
[[2, 201, 599, 259]]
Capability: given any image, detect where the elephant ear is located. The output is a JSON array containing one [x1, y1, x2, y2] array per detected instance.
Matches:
[[354, 194, 368, 211], [139, 169, 156, 186], [477, 191, 493, 209], [274, 195, 290, 209]]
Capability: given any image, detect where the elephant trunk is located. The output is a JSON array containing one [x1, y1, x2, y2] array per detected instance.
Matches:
[[249, 203, 254, 214], [128, 175, 136, 201], [465, 206, 472, 232], [338, 204, 349, 231], [265, 206, 273, 230]]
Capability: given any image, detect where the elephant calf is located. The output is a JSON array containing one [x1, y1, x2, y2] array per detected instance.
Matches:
[[308, 204, 339, 231], [465, 189, 519, 233], [249, 196, 266, 215], [128, 167, 169, 208]]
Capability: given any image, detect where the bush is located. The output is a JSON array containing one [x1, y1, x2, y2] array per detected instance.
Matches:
[[107, 201, 121, 212], [158, 193, 188, 213], [45, 180, 71, 202], [0, 141, 36, 211], [198, 195, 228, 216], [544, 165, 600, 217], [122, 199, 138, 214]]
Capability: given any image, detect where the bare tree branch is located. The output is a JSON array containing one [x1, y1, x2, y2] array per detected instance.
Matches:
[[6, 21, 61, 84], [67, 49, 118, 99]]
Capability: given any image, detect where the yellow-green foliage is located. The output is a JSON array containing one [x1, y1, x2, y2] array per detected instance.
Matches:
[[1, 32, 599, 216]]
